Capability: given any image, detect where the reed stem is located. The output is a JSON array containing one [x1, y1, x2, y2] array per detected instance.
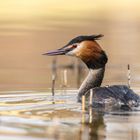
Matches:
[[127, 64, 131, 88], [82, 95, 85, 113]]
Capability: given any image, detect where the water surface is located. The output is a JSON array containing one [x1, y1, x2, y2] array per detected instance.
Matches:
[[0, 90, 140, 140]]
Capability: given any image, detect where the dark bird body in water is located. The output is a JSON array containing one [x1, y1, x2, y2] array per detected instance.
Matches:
[[43, 34, 140, 110]]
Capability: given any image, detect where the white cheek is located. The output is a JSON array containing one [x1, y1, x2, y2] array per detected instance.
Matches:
[[74, 45, 83, 52], [66, 51, 75, 56], [66, 45, 82, 56]]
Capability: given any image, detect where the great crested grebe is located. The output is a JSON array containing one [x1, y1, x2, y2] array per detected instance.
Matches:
[[43, 34, 140, 109]]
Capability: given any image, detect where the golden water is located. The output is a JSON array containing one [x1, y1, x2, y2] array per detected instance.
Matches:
[[0, 90, 140, 140]]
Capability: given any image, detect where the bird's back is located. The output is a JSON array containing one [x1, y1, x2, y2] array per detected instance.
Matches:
[[86, 85, 140, 110]]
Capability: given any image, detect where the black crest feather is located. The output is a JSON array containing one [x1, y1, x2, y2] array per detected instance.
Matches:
[[60, 34, 104, 50]]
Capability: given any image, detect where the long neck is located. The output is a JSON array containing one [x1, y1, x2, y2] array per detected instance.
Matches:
[[77, 67, 105, 99]]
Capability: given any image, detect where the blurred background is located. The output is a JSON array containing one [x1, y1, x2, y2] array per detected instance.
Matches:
[[0, 0, 140, 91]]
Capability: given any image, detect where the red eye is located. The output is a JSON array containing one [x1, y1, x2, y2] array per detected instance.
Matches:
[[73, 44, 77, 48]]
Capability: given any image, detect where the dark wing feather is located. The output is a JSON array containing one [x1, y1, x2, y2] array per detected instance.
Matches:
[[90, 85, 140, 108]]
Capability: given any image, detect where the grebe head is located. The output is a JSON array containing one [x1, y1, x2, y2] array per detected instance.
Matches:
[[43, 34, 108, 69]]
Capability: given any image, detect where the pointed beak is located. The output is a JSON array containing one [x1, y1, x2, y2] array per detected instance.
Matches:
[[43, 44, 73, 56], [43, 48, 69, 56]]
